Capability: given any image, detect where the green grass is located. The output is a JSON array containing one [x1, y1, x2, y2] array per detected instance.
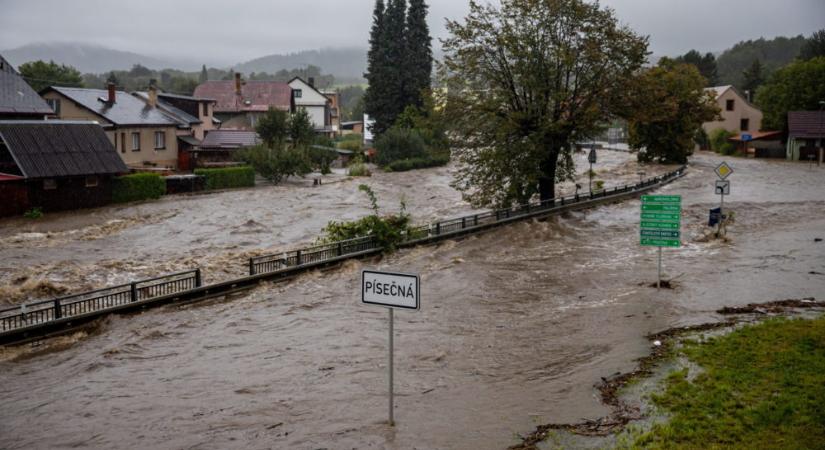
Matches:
[[632, 316, 825, 449]]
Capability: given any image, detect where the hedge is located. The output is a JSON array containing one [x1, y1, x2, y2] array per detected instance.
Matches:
[[194, 166, 255, 190], [112, 173, 166, 203], [384, 154, 450, 172]]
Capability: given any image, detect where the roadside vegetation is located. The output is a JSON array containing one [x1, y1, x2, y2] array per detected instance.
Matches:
[[631, 316, 825, 449], [112, 172, 165, 203], [193, 166, 255, 190], [318, 184, 411, 252]]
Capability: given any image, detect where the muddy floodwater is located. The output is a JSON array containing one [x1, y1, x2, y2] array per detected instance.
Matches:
[[1, 152, 823, 449]]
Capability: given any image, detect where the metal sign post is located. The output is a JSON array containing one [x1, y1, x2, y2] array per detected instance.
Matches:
[[640, 195, 682, 289], [588, 145, 597, 194], [361, 269, 420, 426], [714, 162, 734, 237]]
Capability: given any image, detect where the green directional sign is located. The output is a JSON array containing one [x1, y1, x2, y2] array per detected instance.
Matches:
[[640, 195, 681, 247]]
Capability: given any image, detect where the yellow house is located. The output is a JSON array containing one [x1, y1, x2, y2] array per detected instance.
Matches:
[[41, 84, 180, 170], [702, 85, 763, 135]]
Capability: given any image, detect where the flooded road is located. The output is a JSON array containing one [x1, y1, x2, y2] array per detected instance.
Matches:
[[0, 149, 657, 305], [1, 152, 822, 449]]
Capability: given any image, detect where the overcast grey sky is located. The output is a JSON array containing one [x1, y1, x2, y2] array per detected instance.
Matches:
[[1, 0, 823, 65]]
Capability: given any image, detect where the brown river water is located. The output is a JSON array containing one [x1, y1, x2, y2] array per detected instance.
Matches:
[[1, 151, 823, 449]]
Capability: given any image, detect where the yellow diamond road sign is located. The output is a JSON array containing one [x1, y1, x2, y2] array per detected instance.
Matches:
[[715, 162, 733, 180]]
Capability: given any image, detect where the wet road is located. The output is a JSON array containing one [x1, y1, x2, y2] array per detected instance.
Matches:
[[1, 152, 822, 449], [0, 150, 655, 304]]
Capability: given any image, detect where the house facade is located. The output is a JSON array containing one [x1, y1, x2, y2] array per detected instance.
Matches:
[[193, 73, 292, 130], [0, 121, 128, 216], [289, 77, 331, 133], [0, 54, 53, 120], [702, 85, 763, 135], [786, 111, 825, 162], [41, 84, 180, 170], [322, 90, 341, 135]]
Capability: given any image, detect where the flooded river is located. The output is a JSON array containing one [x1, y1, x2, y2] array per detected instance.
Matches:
[[1, 152, 823, 449]]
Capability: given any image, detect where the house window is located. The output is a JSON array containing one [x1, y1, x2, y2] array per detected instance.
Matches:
[[120, 132, 126, 153], [43, 179, 57, 190], [726, 99, 734, 111], [131, 132, 141, 151], [46, 98, 61, 115], [294, 89, 302, 98], [201, 103, 209, 118], [740, 118, 750, 132], [154, 131, 166, 150], [85, 176, 99, 187]]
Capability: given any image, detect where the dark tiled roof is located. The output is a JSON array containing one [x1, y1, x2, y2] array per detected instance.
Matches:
[[133, 92, 200, 127], [200, 130, 260, 149], [0, 121, 128, 178], [158, 92, 216, 102], [788, 111, 825, 138], [49, 86, 179, 127], [0, 56, 53, 116], [193, 80, 291, 113]]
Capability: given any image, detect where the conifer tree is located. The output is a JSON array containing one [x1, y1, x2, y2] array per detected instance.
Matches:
[[364, 0, 389, 135], [199, 64, 208, 84], [403, 0, 433, 109]]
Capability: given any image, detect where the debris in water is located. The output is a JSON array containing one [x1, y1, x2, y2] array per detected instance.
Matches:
[[653, 340, 662, 346]]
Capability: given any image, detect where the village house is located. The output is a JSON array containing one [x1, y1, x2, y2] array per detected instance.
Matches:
[[133, 83, 220, 170], [41, 84, 180, 170], [321, 89, 341, 136], [288, 77, 332, 135], [341, 120, 364, 135], [786, 111, 825, 162], [193, 73, 293, 130], [0, 55, 53, 120], [0, 121, 128, 216], [702, 85, 763, 135]]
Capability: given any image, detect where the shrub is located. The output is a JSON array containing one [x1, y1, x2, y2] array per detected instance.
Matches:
[[318, 185, 411, 252], [694, 127, 710, 150], [348, 162, 372, 177], [113, 172, 166, 203], [384, 154, 450, 172], [709, 128, 736, 155], [374, 128, 428, 166], [23, 207, 43, 219], [594, 180, 605, 190], [337, 139, 362, 152], [194, 166, 255, 190]]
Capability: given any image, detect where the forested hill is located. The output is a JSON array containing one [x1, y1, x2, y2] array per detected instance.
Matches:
[[716, 35, 807, 88], [234, 47, 368, 84]]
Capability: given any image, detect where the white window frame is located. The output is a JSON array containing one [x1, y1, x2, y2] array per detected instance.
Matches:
[[131, 132, 141, 152], [154, 131, 166, 150], [294, 89, 302, 98]]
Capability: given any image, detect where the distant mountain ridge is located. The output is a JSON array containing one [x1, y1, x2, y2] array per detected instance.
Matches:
[[234, 47, 368, 83], [0, 42, 188, 73]]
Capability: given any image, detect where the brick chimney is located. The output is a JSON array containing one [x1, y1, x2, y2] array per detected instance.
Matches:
[[235, 72, 242, 96], [148, 79, 158, 107], [107, 82, 116, 103]]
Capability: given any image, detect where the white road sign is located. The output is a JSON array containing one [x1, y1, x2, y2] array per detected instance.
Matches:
[[362, 270, 420, 310], [715, 180, 730, 195]]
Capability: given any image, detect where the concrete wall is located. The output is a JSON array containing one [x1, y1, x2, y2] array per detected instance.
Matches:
[[703, 88, 763, 135]]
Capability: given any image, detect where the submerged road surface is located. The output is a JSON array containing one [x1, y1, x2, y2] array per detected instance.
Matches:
[[1, 153, 823, 449]]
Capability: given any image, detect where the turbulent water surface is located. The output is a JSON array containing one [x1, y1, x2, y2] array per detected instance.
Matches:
[[1, 152, 822, 449]]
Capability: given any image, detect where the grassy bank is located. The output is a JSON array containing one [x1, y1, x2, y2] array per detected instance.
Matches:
[[632, 316, 825, 449]]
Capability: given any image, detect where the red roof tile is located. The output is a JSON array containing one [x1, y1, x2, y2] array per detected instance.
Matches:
[[193, 81, 292, 113]]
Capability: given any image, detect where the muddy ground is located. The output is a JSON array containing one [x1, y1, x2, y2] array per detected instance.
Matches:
[[0, 152, 823, 450]]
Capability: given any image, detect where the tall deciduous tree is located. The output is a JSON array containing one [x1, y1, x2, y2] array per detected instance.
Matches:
[[18, 60, 83, 92], [755, 56, 825, 131], [441, 0, 647, 206], [403, 0, 433, 109], [800, 29, 825, 61], [624, 59, 719, 164]]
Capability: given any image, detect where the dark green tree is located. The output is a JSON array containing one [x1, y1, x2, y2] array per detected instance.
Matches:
[[18, 60, 83, 92], [106, 71, 120, 86], [800, 29, 825, 60], [128, 64, 153, 77], [716, 35, 807, 89], [755, 56, 825, 131], [741, 59, 764, 98], [199, 64, 208, 83], [364, 0, 389, 134], [674, 50, 718, 86], [256, 107, 290, 147], [624, 60, 720, 164], [403, 0, 433, 108], [288, 108, 315, 146]]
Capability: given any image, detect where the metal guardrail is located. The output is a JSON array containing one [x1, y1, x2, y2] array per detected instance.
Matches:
[[0, 166, 685, 342], [0, 270, 200, 332]]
